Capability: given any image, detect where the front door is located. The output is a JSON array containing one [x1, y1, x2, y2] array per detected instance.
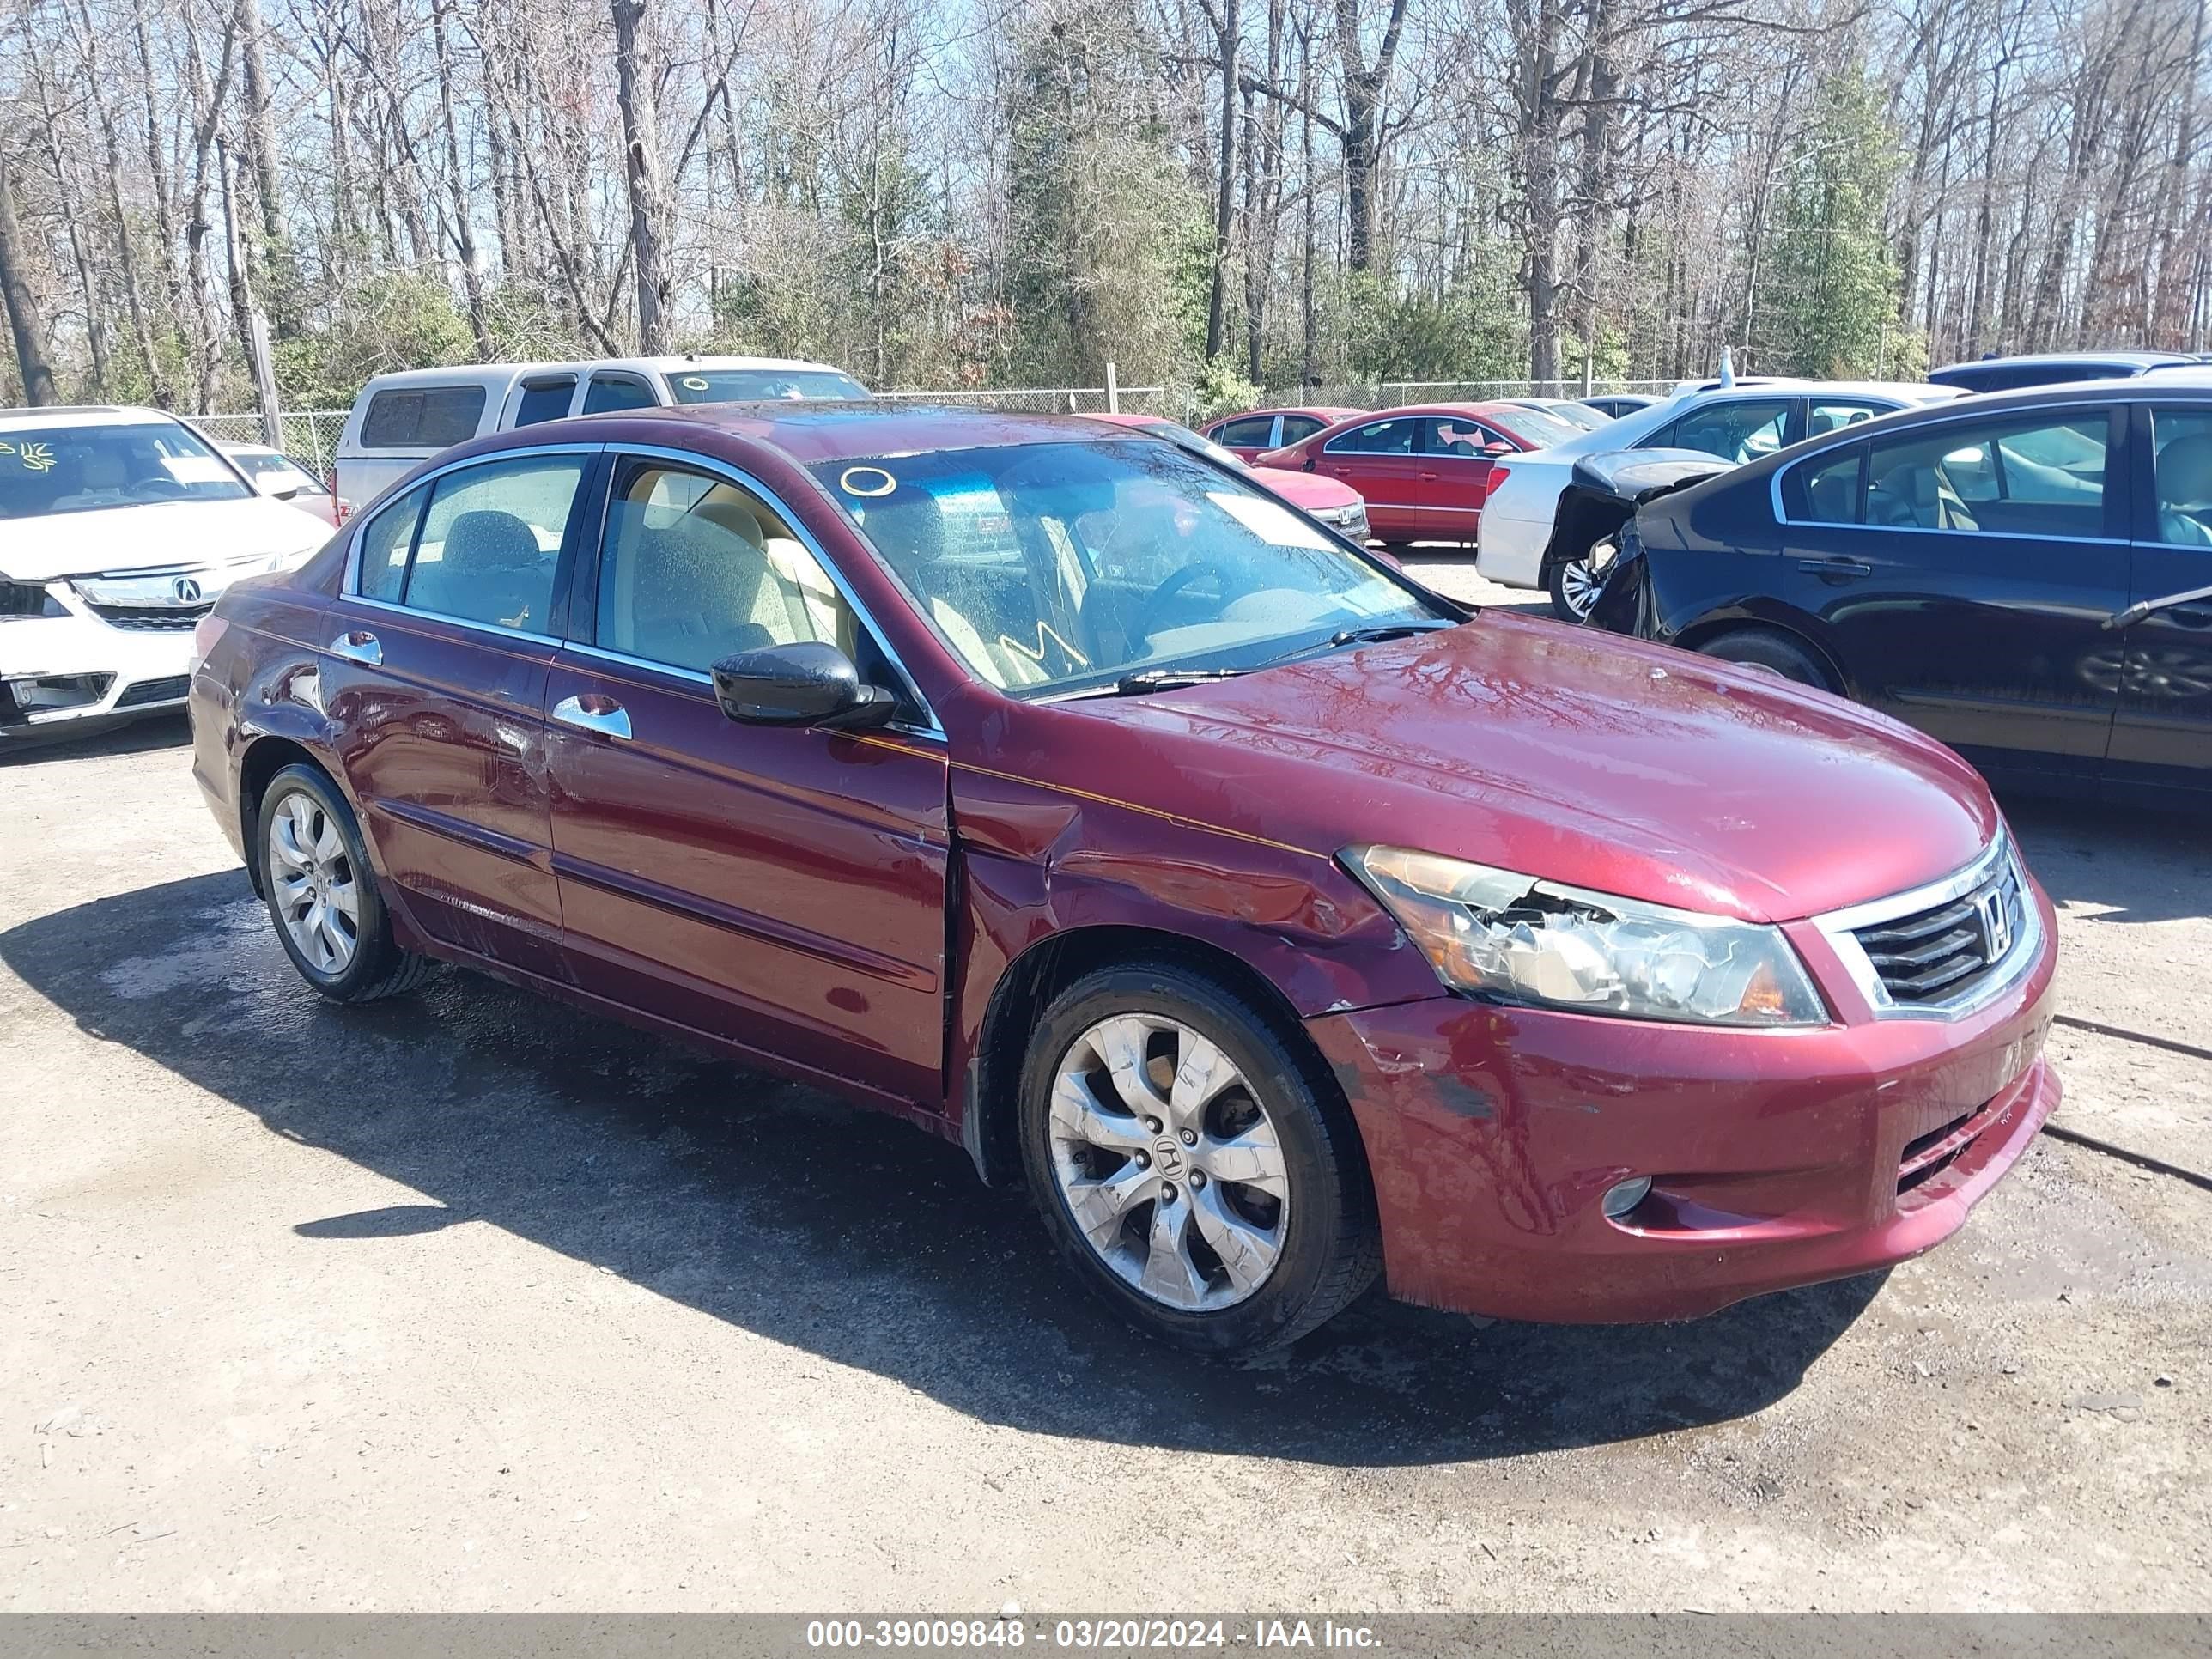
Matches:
[[1316, 415, 1429, 542], [2111, 402, 2212, 799], [323, 447, 597, 976], [1417, 416, 1507, 544], [544, 453, 951, 1107], [1778, 403, 2127, 787]]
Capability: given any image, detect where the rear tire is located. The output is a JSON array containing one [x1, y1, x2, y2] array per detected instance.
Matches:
[[1546, 543, 1605, 621], [1695, 628, 1836, 692], [1017, 961, 1381, 1355], [258, 763, 433, 1003]]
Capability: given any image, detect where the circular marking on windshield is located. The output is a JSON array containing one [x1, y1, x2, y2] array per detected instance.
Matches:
[[679, 375, 710, 391], [840, 465, 897, 498]]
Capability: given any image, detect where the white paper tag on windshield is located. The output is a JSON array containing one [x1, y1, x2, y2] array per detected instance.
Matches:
[[161, 455, 233, 484], [1207, 490, 1333, 550]]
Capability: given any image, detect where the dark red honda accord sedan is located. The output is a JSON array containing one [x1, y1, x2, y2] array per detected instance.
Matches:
[[187, 402, 2059, 1352]]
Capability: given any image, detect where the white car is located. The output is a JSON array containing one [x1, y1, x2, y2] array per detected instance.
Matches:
[[1, 406, 327, 743], [1477, 378, 1965, 618], [335, 355, 871, 510]]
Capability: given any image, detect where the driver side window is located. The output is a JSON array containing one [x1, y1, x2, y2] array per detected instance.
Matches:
[[2153, 409, 2212, 548], [595, 462, 856, 674]]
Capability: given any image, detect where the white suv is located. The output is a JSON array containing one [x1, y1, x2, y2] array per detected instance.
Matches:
[[1, 406, 327, 742], [335, 355, 871, 510], [1477, 379, 1962, 617]]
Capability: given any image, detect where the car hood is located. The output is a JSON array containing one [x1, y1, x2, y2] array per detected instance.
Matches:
[[1048, 615, 1997, 924], [0, 495, 328, 582]]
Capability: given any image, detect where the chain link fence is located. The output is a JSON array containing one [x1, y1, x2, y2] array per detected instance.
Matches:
[[189, 410, 349, 479], [198, 378, 1680, 473]]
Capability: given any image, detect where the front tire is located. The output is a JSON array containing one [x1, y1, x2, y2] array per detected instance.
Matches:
[[1017, 962, 1381, 1354], [258, 763, 432, 1003]]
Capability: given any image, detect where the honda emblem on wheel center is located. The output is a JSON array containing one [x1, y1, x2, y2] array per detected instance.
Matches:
[[1152, 1137, 1186, 1177]]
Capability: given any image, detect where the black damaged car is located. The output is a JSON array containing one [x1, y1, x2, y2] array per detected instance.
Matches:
[[1586, 374, 2212, 806]]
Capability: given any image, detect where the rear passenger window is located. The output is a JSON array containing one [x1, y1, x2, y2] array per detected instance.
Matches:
[[360, 386, 487, 449], [1278, 416, 1325, 443], [404, 456, 586, 633], [1862, 412, 2108, 535], [1782, 446, 1867, 524], [583, 376, 657, 415], [356, 483, 428, 601], [1325, 418, 1418, 455], [512, 380, 576, 428], [1213, 416, 1276, 447]]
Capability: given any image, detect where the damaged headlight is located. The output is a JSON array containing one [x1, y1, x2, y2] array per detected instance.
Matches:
[[1341, 845, 1826, 1027]]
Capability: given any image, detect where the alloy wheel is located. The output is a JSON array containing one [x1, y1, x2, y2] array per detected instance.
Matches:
[[1558, 556, 1602, 617], [267, 791, 360, 975], [1046, 1013, 1291, 1310]]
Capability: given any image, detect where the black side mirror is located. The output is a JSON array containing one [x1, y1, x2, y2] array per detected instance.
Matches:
[[710, 641, 896, 730]]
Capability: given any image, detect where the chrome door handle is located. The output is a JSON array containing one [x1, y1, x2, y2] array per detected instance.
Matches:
[[329, 630, 381, 665], [551, 694, 632, 741]]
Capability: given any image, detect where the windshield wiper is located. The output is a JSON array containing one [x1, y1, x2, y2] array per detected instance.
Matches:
[[1252, 620, 1456, 669], [1101, 667, 1252, 696]]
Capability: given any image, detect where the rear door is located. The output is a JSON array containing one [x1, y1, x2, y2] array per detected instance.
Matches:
[[1774, 402, 2127, 787], [1317, 416, 1428, 541], [339, 380, 495, 507], [544, 449, 950, 1105], [2111, 402, 2212, 799], [325, 444, 599, 976]]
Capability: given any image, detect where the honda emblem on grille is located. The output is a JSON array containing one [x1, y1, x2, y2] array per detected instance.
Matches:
[[1975, 890, 2013, 963], [170, 576, 203, 604]]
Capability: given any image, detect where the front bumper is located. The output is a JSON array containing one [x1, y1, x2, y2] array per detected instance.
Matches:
[[1, 610, 197, 735], [1308, 879, 2060, 1324]]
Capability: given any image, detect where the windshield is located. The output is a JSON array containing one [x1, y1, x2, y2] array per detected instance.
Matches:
[[0, 420, 250, 520], [229, 449, 327, 495], [1486, 406, 1581, 447], [666, 368, 872, 404], [811, 440, 1444, 696]]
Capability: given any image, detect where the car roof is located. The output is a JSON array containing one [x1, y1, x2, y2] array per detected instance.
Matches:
[[463, 400, 1128, 468], [1703, 369, 2212, 495], [1207, 404, 1366, 424], [1933, 349, 2195, 374], [356, 355, 852, 393], [0, 404, 180, 429]]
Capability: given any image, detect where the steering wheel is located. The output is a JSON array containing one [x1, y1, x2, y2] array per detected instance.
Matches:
[[1130, 562, 1231, 647], [135, 476, 189, 500]]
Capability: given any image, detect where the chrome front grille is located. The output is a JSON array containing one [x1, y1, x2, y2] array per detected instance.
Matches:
[[86, 601, 213, 631], [1814, 834, 2039, 1021], [1850, 858, 2027, 1007]]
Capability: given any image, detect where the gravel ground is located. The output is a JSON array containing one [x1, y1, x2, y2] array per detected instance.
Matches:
[[3, 585, 2208, 1613]]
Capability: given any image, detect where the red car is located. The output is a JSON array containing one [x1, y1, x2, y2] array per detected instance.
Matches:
[[188, 404, 2058, 1353], [1200, 406, 1367, 462], [1088, 412, 1370, 546], [1259, 402, 1582, 551]]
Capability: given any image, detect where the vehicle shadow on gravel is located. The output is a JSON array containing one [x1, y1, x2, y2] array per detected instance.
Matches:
[[2, 870, 1883, 1467], [2007, 793, 2212, 927]]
